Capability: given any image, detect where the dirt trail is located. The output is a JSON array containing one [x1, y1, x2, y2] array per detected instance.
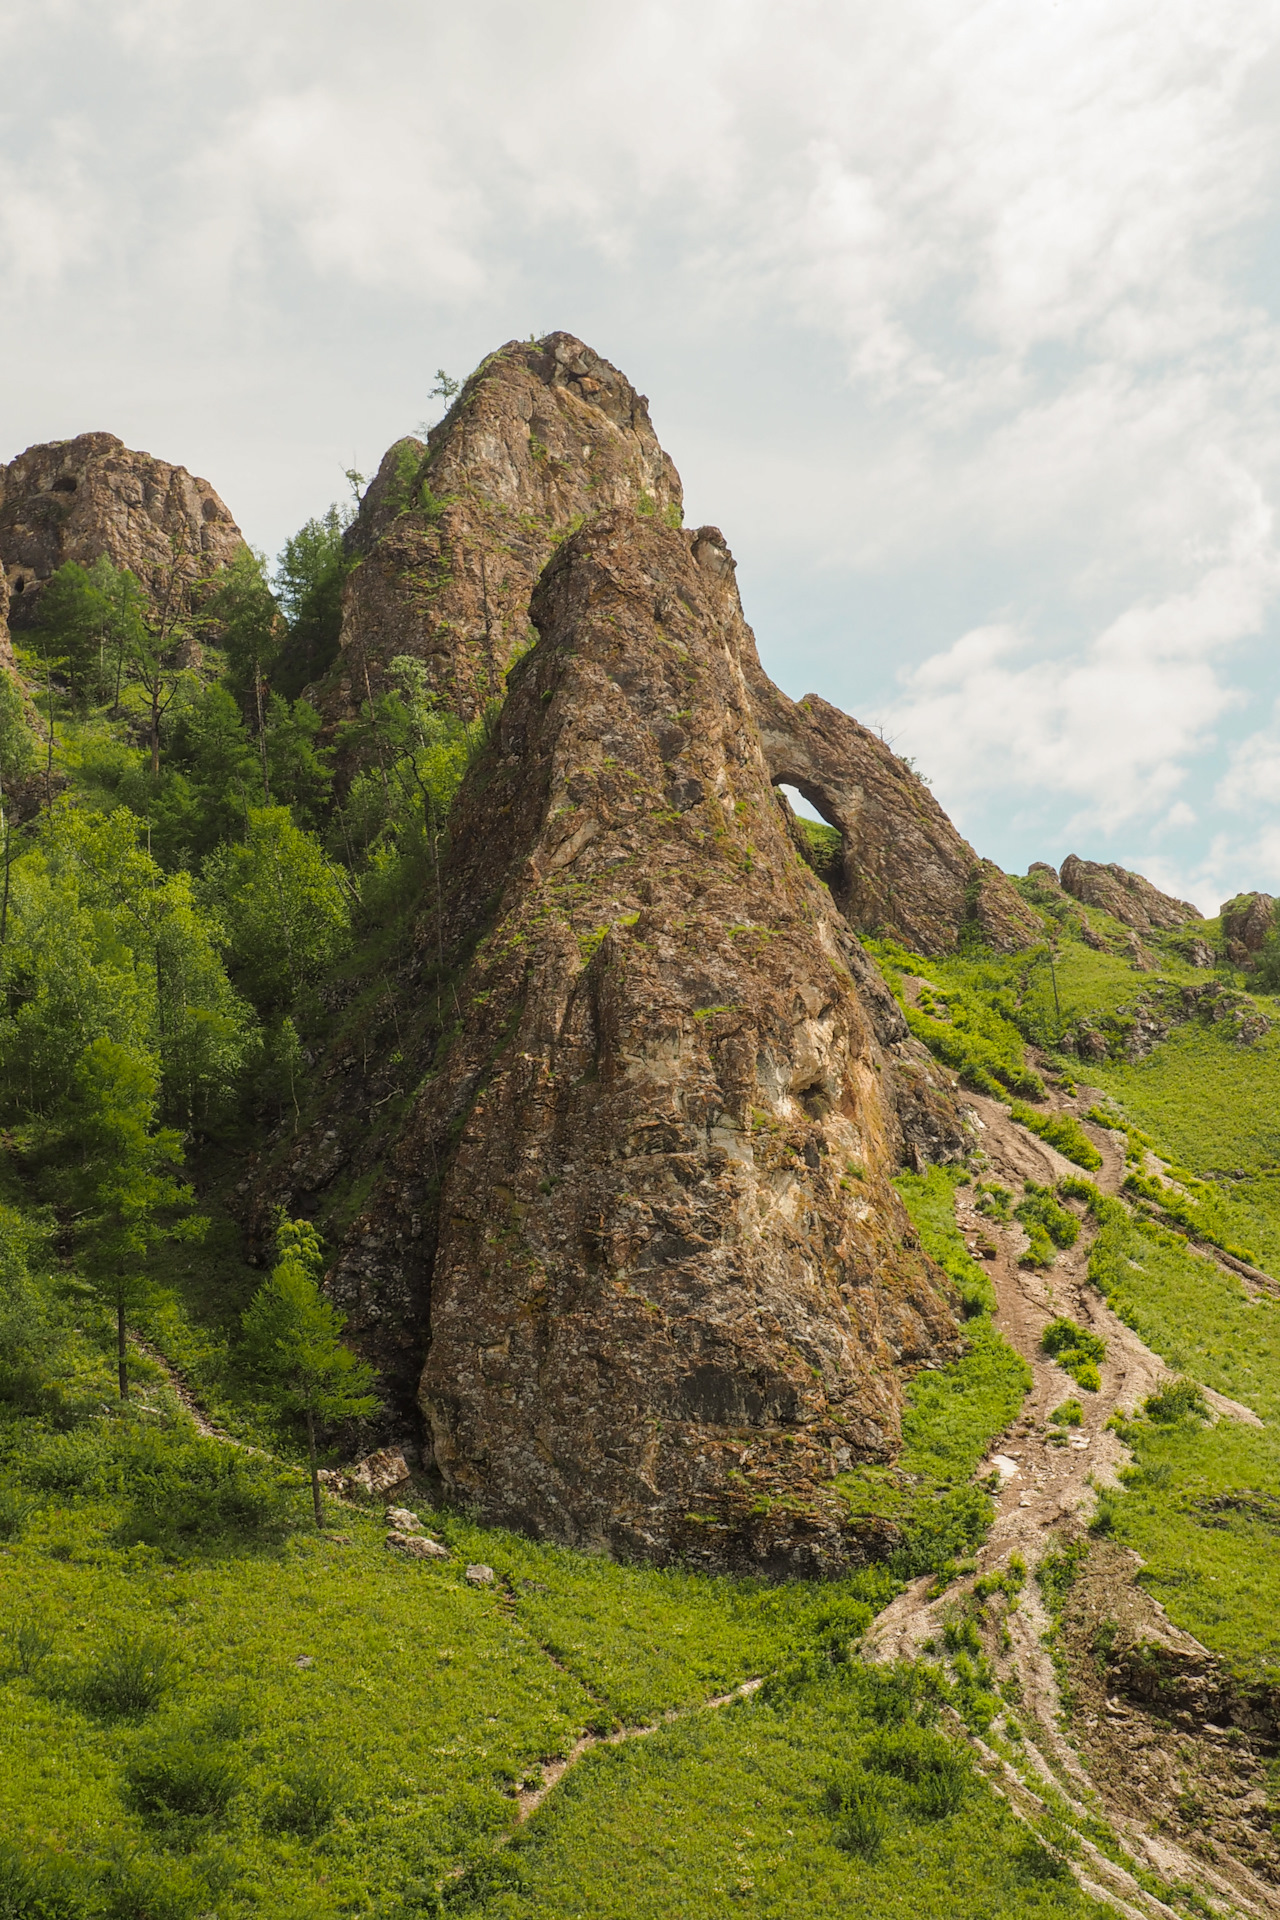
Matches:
[[864, 1072, 1279, 1918]]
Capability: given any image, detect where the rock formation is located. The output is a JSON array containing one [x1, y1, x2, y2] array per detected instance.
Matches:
[[0, 431, 244, 627], [1220, 892, 1275, 967], [1056, 855, 1201, 931], [326, 334, 681, 721], [748, 671, 1040, 955], [346, 511, 964, 1571]]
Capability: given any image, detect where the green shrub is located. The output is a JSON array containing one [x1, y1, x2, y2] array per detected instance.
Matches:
[[830, 1774, 888, 1859], [76, 1630, 174, 1720], [1014, 1182, 1079, 1268], [125, 1733, 243, 1823], [114, 1427, 299, 1551], [0, 1838, 93, 1920], [1049, 1399, 1083, 1428], [1122, 1169, 1257, 1264], [4, 1616, 54, 1677], [1042, 1317, 1106, 1391], [264, 1754, 349, 1837], [1008, 1104, 1102, 1171], [0, 1489, 38, 1542], [1143, 1380, 1210, 1426], [863, 1725, 970, 1817]]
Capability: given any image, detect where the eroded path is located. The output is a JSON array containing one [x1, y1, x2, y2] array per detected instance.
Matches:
[[865, 1076, 1279, 1918]]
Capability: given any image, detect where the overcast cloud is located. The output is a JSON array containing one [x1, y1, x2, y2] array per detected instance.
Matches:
[[3, 0, 1280, 911]]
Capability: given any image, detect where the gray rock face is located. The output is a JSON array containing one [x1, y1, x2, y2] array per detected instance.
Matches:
[[0, 432, 244, 626]]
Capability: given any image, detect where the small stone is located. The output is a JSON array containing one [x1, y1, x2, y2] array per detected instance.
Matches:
[[465, 1563, 496, 1586], [295, 1655, 315, 1669], [385, 1506, 422, 1531], [386, 1530, 449, 1560]]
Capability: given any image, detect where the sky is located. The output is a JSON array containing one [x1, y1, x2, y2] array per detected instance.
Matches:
[[4, 0, 1280, 914]]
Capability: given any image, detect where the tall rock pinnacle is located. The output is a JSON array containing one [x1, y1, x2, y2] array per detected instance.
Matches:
[[328, 333, 681, 720]]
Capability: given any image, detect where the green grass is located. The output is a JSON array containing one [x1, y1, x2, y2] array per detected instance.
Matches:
[[447, 1660, 1113, 1919], [1085, 1208, 1280, 1684], [832, 1171, 1030, 1575]]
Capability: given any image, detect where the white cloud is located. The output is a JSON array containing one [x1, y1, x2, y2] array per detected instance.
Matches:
[[883, 489, 1279, 831]]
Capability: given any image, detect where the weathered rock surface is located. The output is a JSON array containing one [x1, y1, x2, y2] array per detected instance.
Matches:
[[311, 509, 966, 1574], [326, 334, 681, 721], [1057, 854, 1201, 931], [0, 431, 244, 627], [386, 1530, 450, 1561], [749, 668, 1041, 955], [1220, 891, 1275, 967]]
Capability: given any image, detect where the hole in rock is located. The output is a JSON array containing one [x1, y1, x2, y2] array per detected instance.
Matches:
[[13, 577, 25, 593], [50, 475, 77, 493], [776, 782, 844, 890]]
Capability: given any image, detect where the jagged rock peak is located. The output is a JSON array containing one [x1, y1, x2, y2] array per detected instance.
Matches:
[[310, 509, 964, 1572], [329, 332, 682, 720], [1056, 855, 1201, 931], [749, 671, 1041, 957], [0, 431, 244, 626]]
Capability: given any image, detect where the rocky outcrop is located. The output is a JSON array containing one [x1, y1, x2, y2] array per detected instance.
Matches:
[[0, 431, 244, 626], [326, 334, 681, 721], [303, 509, 966, 1574], [1057, 855, 1201, 931], [749, 671, 1040, 955], [1220, 892, 1275, 968]]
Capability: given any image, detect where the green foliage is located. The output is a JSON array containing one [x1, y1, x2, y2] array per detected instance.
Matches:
[[902, 1001, 1043, 1101], [33, 558, 150, 709], [124, 1726, 243, 1823], [0, 804, 254, 1127], [1143, 1380, 1210, 1426], [76, 1629, 174, 1720], [1049, 1399, 1084, 1428], [1041, 1317, 1105, 1392], [894, 1165, 996, 1316], [203, 806, 349, 1016], [1121, 1166, 1256, 1263], [272, 506, 350, 697], [1008, 1102, 1102, 1171], [241, 1228, 378, 1523], [205, 546, 278, 710], [1014, 1181, 1079, 1268], [794, 816, 843, 888]]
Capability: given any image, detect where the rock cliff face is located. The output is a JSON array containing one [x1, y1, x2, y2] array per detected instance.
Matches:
[[1220, 892, 1275, 967], [327, 334, 681, 721], [748, 669, 1040, 956], [293, 509, 967, 1572], [0, 432, 244, 626], [1057, 855, 1200, 931]]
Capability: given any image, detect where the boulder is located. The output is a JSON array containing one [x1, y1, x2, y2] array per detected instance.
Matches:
[[1059, 855, 1201, 931], [465, 1564, 495, 1586], [0, 432, 244, 628], [348, 1447, 410, 1496], [385, 1506, 422, 1531], [1220, 892, 1275, 960], [387, 1530, 450, 1560]]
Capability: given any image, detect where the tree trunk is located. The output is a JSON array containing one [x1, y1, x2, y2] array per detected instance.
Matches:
[[150, 680, 162, 776], [254, 664, 271, 803], [117, 1298, 128, 1400], [307, 1407, 324, 1528]]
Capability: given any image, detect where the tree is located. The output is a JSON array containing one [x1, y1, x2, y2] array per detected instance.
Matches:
[[207, 547, 280, 800], [69, 1037, 205, 1399], [0, 673, 36, 946], [202, 807, 350, 1016], [240, 1218, 378, 1526], [35, 558, 148, 708], [272, 508, 351, 699], [133, 535, 203, 777]]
